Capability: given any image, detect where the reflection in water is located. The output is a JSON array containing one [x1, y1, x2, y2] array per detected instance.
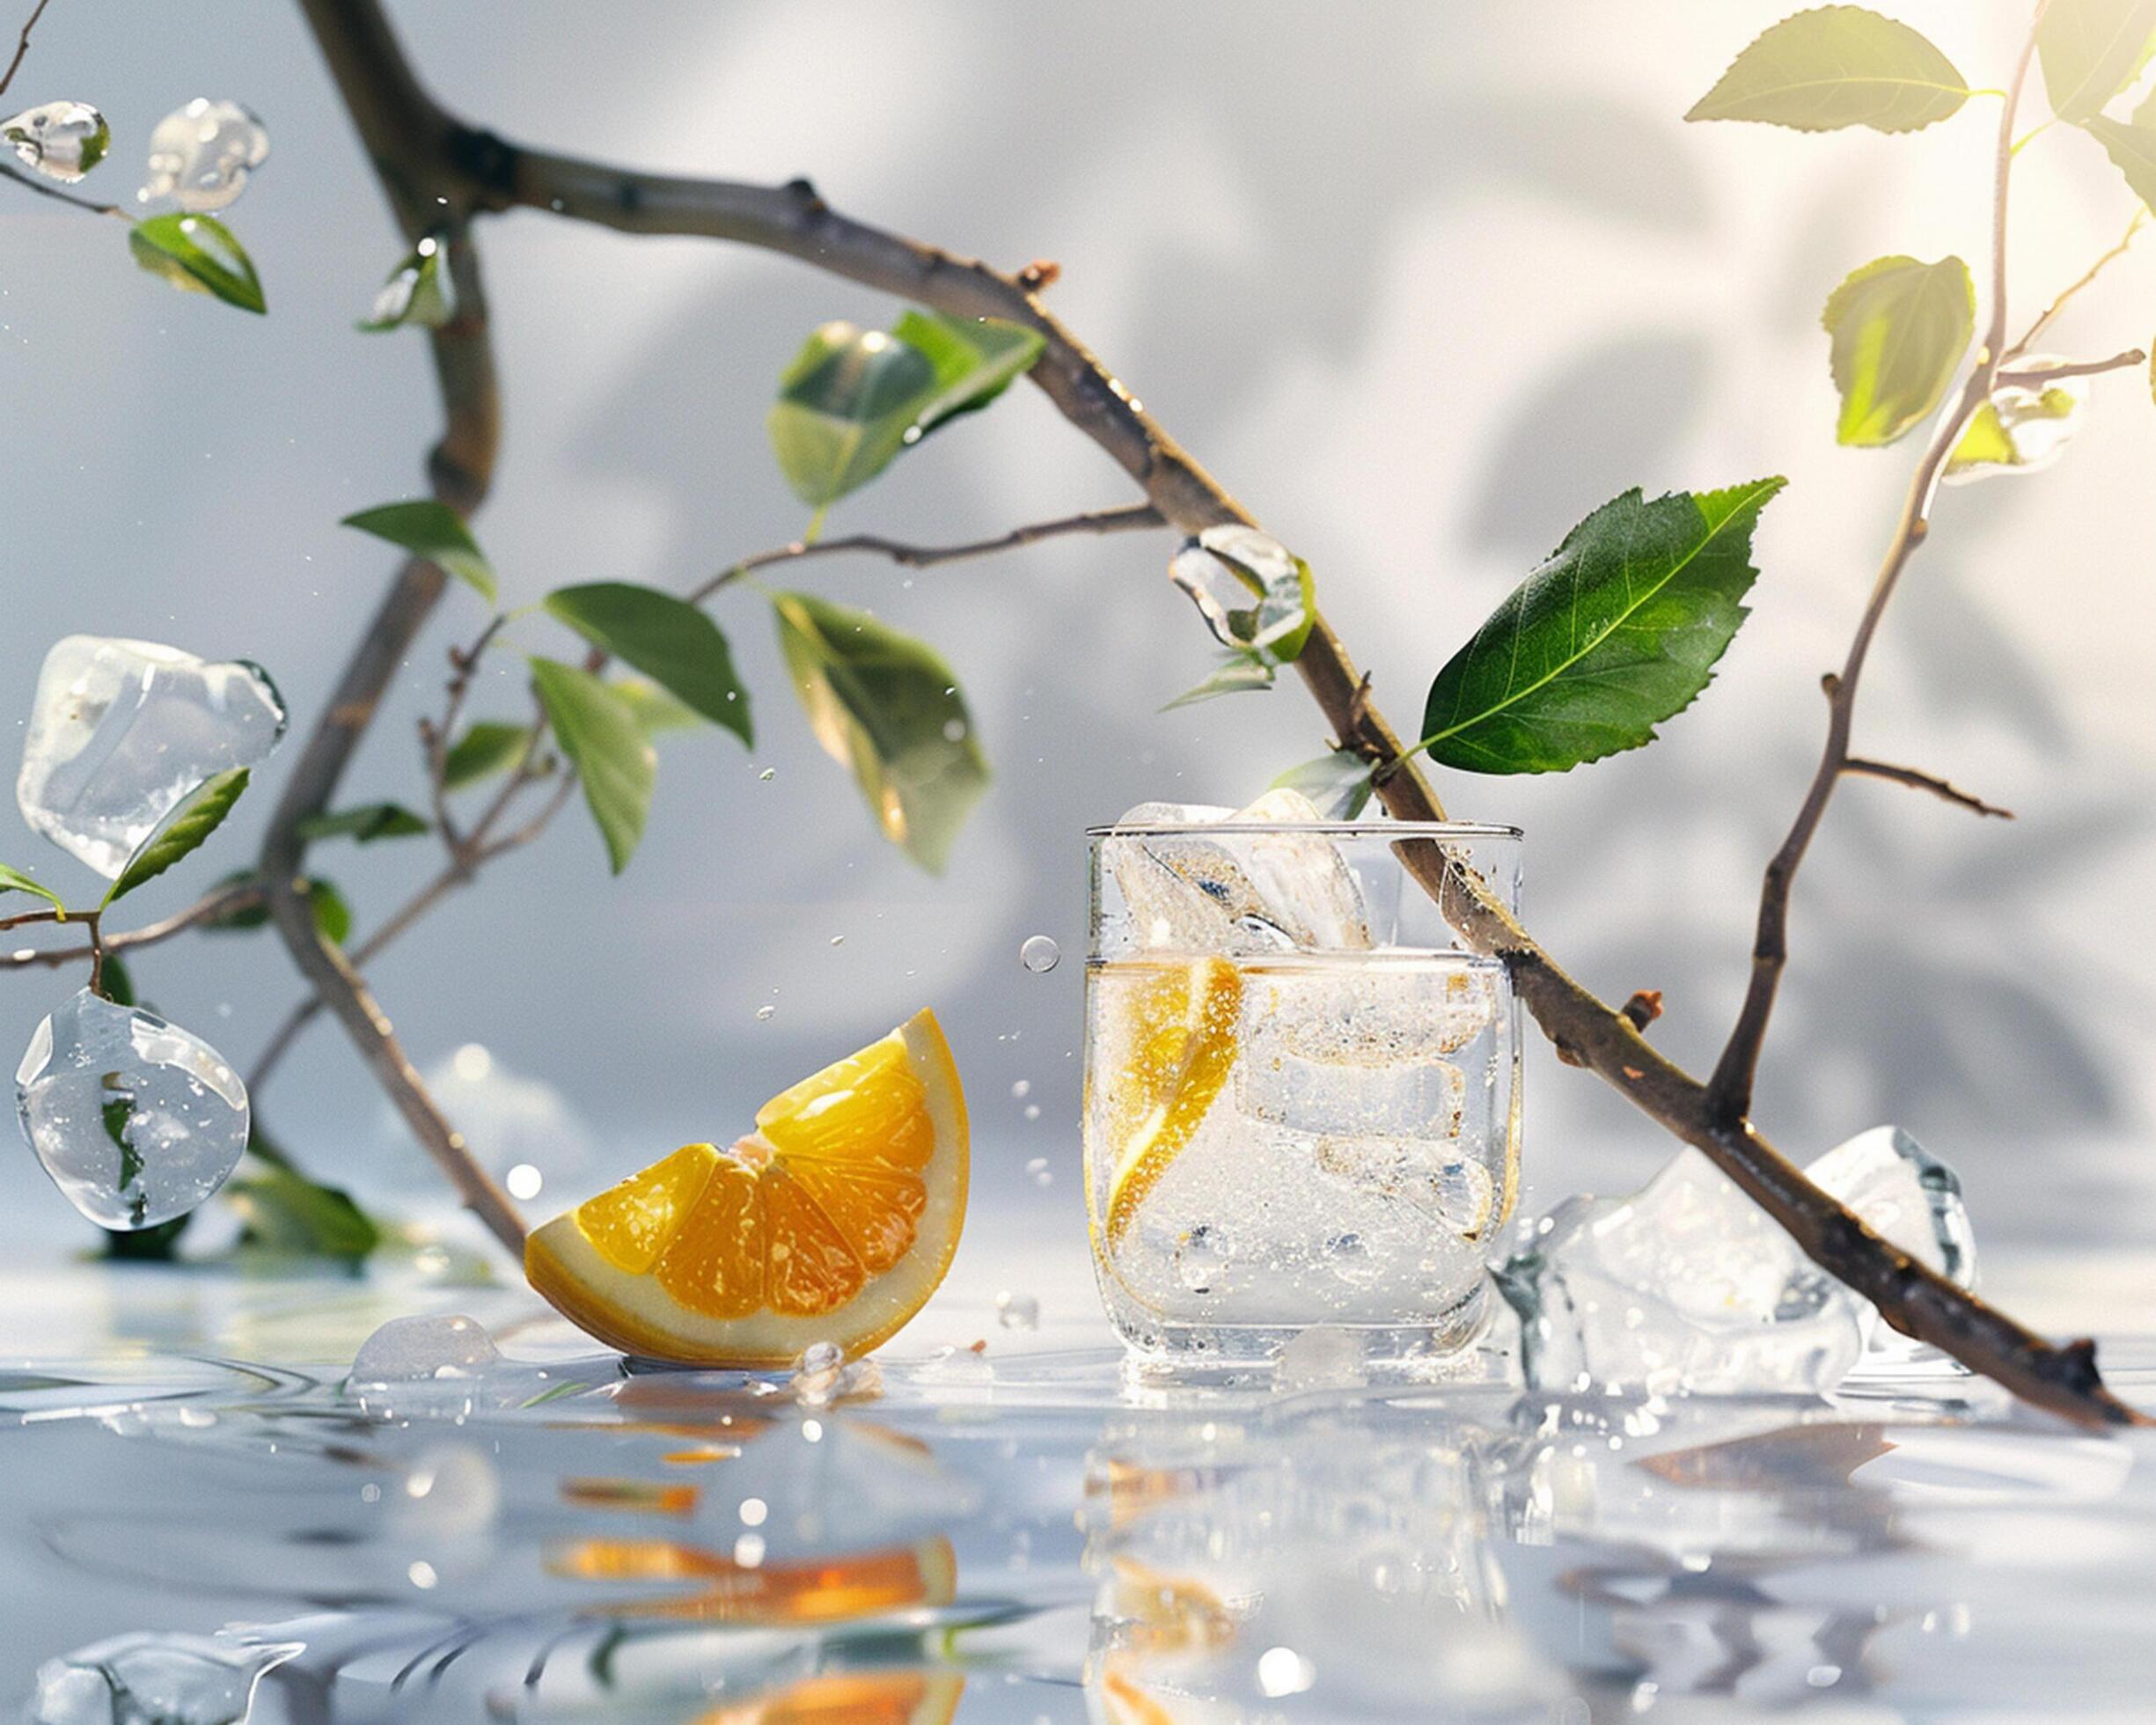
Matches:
[[1, 1351, 2151, 1719]]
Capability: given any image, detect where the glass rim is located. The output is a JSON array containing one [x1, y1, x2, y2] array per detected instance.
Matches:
[[1085, 819, 1522, 840]]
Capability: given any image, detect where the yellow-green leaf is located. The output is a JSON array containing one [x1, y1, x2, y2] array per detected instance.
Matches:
[[128, 213, 265, 313], [1686, 6, 1969, 134], [0, 863, 66, 916], [2039, 0, 2156, 124], [341, 501, 497, 602], [1821, 254, 1974, 446]]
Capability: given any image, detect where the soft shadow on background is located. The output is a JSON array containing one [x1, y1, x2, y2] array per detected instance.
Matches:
[[3, 1, 2152, 1291]]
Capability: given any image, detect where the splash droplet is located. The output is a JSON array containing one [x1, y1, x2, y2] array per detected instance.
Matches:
[[755, 1004, 776, 1022], [1019, 935, 1060, 973], [138, 98, 268, 211]]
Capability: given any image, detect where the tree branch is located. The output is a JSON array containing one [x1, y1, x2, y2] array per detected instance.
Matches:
[[260, 0, 521, 1255], [2004, 206, 2145, 363], [278, 0, 2138, 1423], [0, 157, 125, 217], [0, 0, 50, 99], [1994, 347, 2145, 388], [687, 502, 1164, 602], [1706, 8, 2045, 1127], [1, 878, 261, 970], [1844, 756, 2014, 819]]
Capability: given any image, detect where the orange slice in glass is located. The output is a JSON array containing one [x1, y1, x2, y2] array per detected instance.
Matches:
[[526, 1009, 966, 1365]]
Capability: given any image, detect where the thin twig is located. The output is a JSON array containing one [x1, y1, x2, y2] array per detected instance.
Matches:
[[686, 502, 1164, 603], [1844, 757, 2014, 818], [2005, 206, 2145, 363], [1706, 4, 2046, 1126], [0, 157, 125, 217], [1994, 347, 2145, 388], [0, 0, 50, 99], [1, 878, 261, 970], [424, 612, 505, 854]]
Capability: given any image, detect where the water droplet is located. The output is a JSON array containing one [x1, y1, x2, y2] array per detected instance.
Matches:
[[1257, 1646, 1316, 1699], [505, 1162, 543, 1200], [737, 1495, 768, 1526], [1019, 935, 1060, 973], [828, 934, 844, 946], [138, 99, 268, 211], [754, 1004, 776, 1023], [1011, 1079, 1031, 1099], [2, 101, 110, 183], [758, 767, 776, 782], [942, 717, 966, 742], [995, 1290, 1039, 1330], [733, 1530, 766, 1566], [1023, 1103, 1041, 1120]]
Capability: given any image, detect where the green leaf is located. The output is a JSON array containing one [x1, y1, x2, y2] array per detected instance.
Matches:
[[201, 871, 348, 943], [103, 768, 249, 909], [99, 955, 136, 1009], [296, 803, 429, 844], [530, 658, 656, 874], [1162, 651, 1276, 711], [0, 863, 66, 916], [2085, 88, 2156, 204], [2039, 0, 2156, 123], [358, 231, 456, 331], [1417, 480, 1785, 774], [768, 320, 940, 509], [128, 213, 266, 313], [101, 1215, 188, 1261], [612, 678, 702, 738], [1821, 254, 1975, 446], [890, 309, 1045, 433], [102, 1086, 143, 1221], [773, 592, 988, 873], [1271, 752, 1378, 818], [226, 1164, 380, 1261], [341, 501, 497, 602], [1686, 6, 1968, 133], [543, 583, 753, 745], [442, 721, 534, 789]]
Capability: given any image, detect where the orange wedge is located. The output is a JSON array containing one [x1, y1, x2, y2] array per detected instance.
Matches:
[[692, 1670, 964, 1725], [1093, 958, 1243, 1251], [527, 1009, 966, 1365]]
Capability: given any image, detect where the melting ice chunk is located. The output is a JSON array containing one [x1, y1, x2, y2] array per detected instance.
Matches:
[[139, 99, 268, 211], [349, 1313, 500, 1385], [16, 989, 248, 1231], [18, 637, 286, 878], [2, 101, 110, 182], [1104, 788, 1370, 953], [1499, 1126, 1980, 1398], [28, 1631, 300, 1725]]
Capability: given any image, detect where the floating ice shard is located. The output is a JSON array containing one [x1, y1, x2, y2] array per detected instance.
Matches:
[[138, 99, 268, 211], [2, 101, 110, 183], [18, 637, 286, 878], [348, 1313, 500, 1385], [28, 1630, 300, 1725], [1808, 1124, 1975, 1290], [1500, 1126, 1981, 1397], [16, 989, 248, 1231], [1104, 788, 1369, 954]]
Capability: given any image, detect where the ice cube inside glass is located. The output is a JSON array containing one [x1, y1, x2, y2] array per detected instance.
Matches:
[[1084, 811, 1522, 1378]]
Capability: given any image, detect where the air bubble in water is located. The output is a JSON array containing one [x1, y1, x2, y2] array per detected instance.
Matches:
[[1019, 935, 1060, 973], [2, 101, 110, 183]]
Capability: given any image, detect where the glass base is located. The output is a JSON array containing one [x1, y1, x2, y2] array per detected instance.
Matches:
[[1114, 1280, 1491, 1392]]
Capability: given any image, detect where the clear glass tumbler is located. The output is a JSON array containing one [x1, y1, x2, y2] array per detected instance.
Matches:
[[1084, 818, 1522, 1378]]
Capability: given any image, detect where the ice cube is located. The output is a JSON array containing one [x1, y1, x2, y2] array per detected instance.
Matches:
[[1808, 1124, 1974, 1289], [2, 101, 110, 183], [1104, 789, 1369, 954], [1500, 1128, 1984, 1398], [18, 637, 286, 878], [348, 1313, 500, 1385], [1496, 1149, 1865, 1398], [138, 99, 269, 212], [16, 989, 248, 1231], [29, 1631, 300, 1725]]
